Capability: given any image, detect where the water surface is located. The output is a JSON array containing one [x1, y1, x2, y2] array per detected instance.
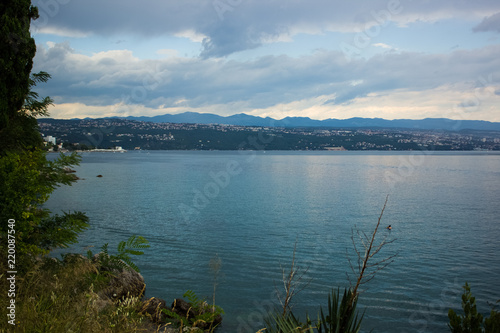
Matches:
[[45, 151, 500, 332]]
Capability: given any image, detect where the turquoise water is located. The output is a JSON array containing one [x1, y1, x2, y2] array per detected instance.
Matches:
[[45, 151, 500, 332]]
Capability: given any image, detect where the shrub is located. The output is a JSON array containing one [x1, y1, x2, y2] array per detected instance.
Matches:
[[448, 282, 500, 333]]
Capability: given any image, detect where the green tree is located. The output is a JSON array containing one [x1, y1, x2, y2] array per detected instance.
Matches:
[[0, 149, 88, 257], [0, 0, 38, 117], [449, 283, 484, 333], [0, 0, 87, 260], [448, 282, 500, 333], [484, 306, 500, 333], [0, 0, 54, 151]]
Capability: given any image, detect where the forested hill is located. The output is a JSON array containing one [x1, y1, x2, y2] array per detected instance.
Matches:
[[38, 118, 500, 151], [119, 112, 500, 131]]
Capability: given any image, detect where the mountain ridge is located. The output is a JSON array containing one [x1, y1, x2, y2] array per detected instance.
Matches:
[[111, 112, 500, 131]]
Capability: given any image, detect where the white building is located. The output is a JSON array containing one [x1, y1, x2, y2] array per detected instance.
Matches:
[[44, 135, 56, 145]]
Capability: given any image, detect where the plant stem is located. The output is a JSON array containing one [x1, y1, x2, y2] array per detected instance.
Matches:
[[349, 194, 389, 307]]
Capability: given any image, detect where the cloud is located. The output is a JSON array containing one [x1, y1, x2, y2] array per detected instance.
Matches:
[[156, 49, 179, 58], [34, 26, 90, 38], [173, 30, 207, 43], [33, 39, 500, 121], [27, 0, 500, 122], [252, 84, 500, 122], [200, 23, 262, 58], [31, 0, 500, 58], [373, 43, 392, 49], [473, 12, 500, 33], [47, 82, 500, 122]]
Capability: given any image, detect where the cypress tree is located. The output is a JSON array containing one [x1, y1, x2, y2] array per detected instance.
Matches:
[[0, 1, 88, 258], [0, 0, 43, 152]]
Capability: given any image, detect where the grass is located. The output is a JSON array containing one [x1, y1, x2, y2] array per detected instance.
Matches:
[[0, 255, 156, 333]]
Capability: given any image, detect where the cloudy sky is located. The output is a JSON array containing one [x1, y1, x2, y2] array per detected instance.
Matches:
[[31, 0, 500, 121]]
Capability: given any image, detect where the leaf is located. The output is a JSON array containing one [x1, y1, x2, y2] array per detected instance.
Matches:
[[101, 243, 109, 256], [264, 312, 314, 333], [183, 290, 200, 306]]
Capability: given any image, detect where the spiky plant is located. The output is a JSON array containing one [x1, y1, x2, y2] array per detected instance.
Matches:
[[317, 288, 363, 333]]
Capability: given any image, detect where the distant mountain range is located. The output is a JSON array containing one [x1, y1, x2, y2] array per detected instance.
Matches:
[[115, 112, 500, 131]]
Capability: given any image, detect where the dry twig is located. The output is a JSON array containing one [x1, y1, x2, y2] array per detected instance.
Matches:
[[346, 195, 397, 307], [276, 240, 311, 317]]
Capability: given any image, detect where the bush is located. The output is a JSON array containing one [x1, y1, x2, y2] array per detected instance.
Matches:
[[0, 150, 88, 259], [448, 282, 500, 333]]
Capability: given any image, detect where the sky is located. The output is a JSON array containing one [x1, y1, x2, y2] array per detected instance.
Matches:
[[30, 0, 500, 121]]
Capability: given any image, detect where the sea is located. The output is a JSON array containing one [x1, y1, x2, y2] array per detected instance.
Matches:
[[44, 150, 500, 333]]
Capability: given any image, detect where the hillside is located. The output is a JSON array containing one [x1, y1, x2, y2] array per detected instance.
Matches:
[[38, 118, 500, 151], [118, 112, 500, 131]]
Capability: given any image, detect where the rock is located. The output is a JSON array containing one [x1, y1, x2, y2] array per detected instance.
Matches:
[[39, 256, 62, 269], [98, 266, 146, 301], [63, 167, 80, 180], [96, 174, 103, 177], [164, 298, 197, 328], [156, 326, 183, 333], [171, 298, 196, 319], [209, 311, 223, 328], [141, 297, 167, 323], [69, 174, 80, 180], [62, 253, 87, 264], [169, 298, 222, 330], [182, 327, 204, 333]]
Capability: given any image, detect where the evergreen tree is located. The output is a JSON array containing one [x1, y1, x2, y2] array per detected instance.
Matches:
[[0, 0, 53, 151], [449, 283, 500, 333], [0, 0, 87, 260]]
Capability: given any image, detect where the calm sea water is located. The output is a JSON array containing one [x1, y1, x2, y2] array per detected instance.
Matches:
[[45, 151, 500, 333]]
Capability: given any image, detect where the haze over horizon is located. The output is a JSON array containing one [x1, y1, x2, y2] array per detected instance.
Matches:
[[31, 0, 500, 122]]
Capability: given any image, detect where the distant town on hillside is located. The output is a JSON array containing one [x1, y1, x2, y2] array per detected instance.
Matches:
[[38, 116, 500, 151]]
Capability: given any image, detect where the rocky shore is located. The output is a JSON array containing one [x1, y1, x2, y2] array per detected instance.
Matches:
[[57, 254, 222, 332]]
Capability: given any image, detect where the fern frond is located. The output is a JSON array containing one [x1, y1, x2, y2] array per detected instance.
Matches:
[[162, 308, 189, 327], [121, 258, 140, 272], [183, 290, 200, 306], [113, 235, 150, 272], [124, 249, 145, 256], [117, 241, 126, 253], [101, 243, 109, 255], [129, 235, 150, 248]]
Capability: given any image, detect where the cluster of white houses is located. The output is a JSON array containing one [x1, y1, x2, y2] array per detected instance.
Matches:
[[42, 134, 126, 152]]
